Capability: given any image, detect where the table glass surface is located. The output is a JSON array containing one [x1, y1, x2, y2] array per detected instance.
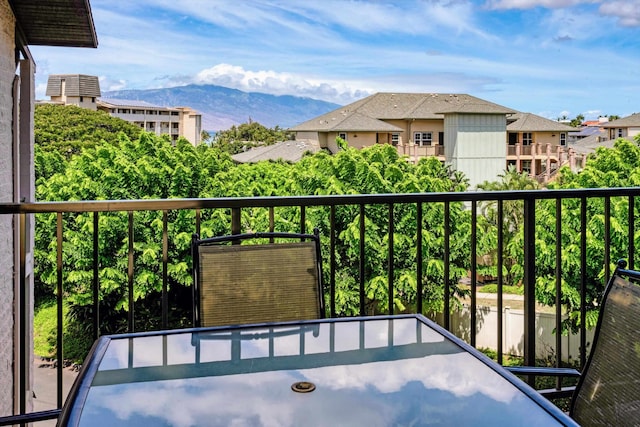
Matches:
[[74, 317, 564, 426]]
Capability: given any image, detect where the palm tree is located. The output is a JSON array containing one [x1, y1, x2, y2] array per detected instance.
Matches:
[[476, 165, 539, 285]]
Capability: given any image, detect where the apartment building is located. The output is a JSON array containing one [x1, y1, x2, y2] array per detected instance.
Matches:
[[601, 113, 640, 141], [44, 74, 202, 145], [292, 93, 582, 187], [97, 98, 201, 145]]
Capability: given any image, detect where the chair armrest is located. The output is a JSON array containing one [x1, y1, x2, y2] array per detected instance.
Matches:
[[506, 366, 580, 399], [505, 366, 581, 377]]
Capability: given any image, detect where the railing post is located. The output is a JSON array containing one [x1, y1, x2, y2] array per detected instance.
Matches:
[[92, 212, 99, 340], [388, 203, 394, 315], [444, 201, 450, 331], [231, 208, 241, 235], [470, 201, 477, 348], [416, 203, 423, 314], [523, 198, 536, 372], [497, 200, 504, 365], [162, 210, 168, 329], [580, 197, 587, 367], [127, 211, 134, 333], [359, 204, 365, 316], [330, 206, 336, 317], [56, 213, 64, 407]]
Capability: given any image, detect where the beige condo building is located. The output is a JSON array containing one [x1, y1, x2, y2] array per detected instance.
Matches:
[[97, 98, 201, 145], [44, 74, 202, 145]]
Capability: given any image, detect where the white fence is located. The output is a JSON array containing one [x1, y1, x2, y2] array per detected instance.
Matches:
[[436, 304, 594, 363]]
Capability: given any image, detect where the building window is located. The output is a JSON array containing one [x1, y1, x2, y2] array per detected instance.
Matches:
[[522, 132, 533, 145], [338, 132, 347, 141], [414, 132, 432, 146], [560, 133, 567, 146], [521, 160, 532, 173], [618, 128, 623, 137], [80, 96, 84, 102], [391, 133, 399, 145]]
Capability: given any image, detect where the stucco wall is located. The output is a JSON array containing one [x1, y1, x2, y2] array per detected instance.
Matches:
[[0, 0, 15, 415], [533, 131, 565, 147], [407, 119, 444, 143], [345, 132, 376, 149], [445, 114, 507, 189]]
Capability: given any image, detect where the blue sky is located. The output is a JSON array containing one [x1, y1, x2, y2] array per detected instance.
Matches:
[[30, 0, 640, 121]]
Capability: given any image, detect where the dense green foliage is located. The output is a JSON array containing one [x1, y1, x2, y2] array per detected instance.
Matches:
[[34, 124, 472, 355], [35, 104, 142, 157], [541, 137, 640, 330], [211, 121, 295, 154], [473, 137, 640, 331], [32, 103, 640, 359]]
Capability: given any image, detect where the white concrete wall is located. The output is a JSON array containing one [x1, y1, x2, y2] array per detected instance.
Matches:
[[444, 114, 507, 189], [178, 108, 202, 146], [443, 305, 594, 362], [0, 0, 15, 415]]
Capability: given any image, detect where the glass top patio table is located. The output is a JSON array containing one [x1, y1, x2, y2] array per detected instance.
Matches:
[[59, 314, 577, 426]]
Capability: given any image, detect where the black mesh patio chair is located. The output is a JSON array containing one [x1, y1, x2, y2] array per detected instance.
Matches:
[[507, 259, 640, 426], [191, 229, 324, 327]]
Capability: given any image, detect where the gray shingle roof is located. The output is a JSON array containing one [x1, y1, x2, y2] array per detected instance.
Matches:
[[231, 140, 321, 163], [46, 74, 101, 97], [291, 92, 515, 132], [570, 126, 602, 137], [570, 133, 614, 154], [98, 98, 174, 109], [507, 113, 575, 132], [601, 113, 640, 128]]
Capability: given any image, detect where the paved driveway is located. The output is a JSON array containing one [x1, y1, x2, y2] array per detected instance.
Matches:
[[33, 357, 78, 426]]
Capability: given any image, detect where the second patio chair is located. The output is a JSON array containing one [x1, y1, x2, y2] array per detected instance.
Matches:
[[191, 229, 325, 327], [507, 259, 640, 426]]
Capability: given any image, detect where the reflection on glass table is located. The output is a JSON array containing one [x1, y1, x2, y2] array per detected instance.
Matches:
[[59, 314, 578, 426]]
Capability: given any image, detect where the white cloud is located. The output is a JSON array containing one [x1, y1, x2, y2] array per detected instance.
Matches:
[[599, 0, 640, 26], [192, 64, 372, 104], [485, 0, 596, 9], [98, 76, 128, 92], [539, 7, 604, 43], [143, 0, 491, 38]]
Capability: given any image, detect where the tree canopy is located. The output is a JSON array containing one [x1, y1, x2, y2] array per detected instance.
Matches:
[[212, 121, 295, 154], [35, 104, 142, 157], [33, 103, 640, 358]]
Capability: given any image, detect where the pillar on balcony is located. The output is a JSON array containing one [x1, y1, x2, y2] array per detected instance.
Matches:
[[530, 144, 537, 177], [569, 148, 576, 169]]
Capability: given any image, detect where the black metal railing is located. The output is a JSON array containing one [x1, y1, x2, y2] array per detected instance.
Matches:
[[2, 186, 639, 423]]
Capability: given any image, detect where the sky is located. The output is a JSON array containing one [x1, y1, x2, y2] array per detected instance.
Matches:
[[30, 0, 640, 121]]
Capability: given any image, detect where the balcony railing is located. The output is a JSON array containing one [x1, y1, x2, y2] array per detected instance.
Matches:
[[396, 143, 445, 161], [2, 187, 640, 422]]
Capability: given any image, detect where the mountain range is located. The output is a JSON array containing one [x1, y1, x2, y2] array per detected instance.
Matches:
[[103, 84, 340, 132]]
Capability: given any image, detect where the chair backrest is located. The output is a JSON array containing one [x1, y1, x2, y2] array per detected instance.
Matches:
[[570, 259, 640, 425], [192, 230, 324, 327]]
